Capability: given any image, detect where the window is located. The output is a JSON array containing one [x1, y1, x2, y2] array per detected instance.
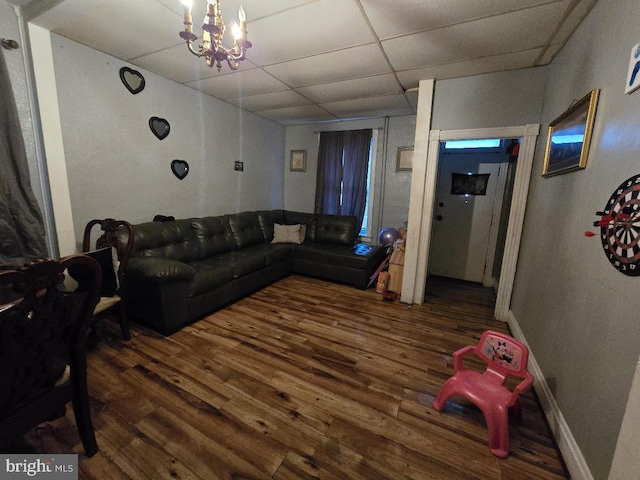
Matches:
[[444, 139, 502, 150], [315, 129, 373, 235]]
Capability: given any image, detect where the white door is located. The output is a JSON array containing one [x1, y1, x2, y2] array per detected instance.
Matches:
[[429, 158, 502, 283]]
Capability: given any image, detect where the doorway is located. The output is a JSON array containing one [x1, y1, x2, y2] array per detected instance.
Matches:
[[402, 124, 540, 322], [429, 140, 516, 289]]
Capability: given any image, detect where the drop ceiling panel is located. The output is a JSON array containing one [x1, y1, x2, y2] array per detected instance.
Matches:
[[167, 0, 317, 23], [382, 1, 569, 72], [360, 0, 567, 40], [296, 74, 403, 104], [246, 0, 376, 66], [396, 48, 542, 87], [226, 89, 312, 112], [132, 43, 229, 84], [321, 94, 412, 118], [264, 44, 391, 88], [26, 0, 108, 26], [45, 0, 184, 61], [186, 68, 289, 98], [257, 105, 335, 123], [21, 0, 595, 125]]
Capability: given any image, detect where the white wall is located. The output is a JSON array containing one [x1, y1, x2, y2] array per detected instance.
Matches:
[[49, 34, 285, 250], [511, 0, 640, 477]]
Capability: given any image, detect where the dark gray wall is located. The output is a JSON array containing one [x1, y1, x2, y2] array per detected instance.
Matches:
[[512, 0, 640, 477]]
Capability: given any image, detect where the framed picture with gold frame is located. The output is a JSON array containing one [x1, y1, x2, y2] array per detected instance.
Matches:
[[290, 150, 306, 172], [542, 89, 600, 177], [396, 147, 414, 171]]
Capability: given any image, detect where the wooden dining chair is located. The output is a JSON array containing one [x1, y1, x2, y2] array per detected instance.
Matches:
[[81, 218, 134, 340], [0, 255, 101, 456]]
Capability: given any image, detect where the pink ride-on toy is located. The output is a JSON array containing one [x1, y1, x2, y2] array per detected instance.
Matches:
[[432, 330, 534, 458]]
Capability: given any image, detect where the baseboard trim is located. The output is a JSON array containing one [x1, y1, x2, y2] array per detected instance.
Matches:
[[505, 310, 593, 480]]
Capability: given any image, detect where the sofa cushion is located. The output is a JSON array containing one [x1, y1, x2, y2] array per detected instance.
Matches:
[[266, 245, 296, 265], [127, 257, 195, 283], [295, 243, 382, 269], [130, 219, 199, 263], [314, 215, 357, 245], [244, 243, 296, 266], [191, 216, 236, 258], [227, 212, 265, 249], [188, 259, 234, 297], [256, 210, 285, 242], [212, 250, 268, 279]]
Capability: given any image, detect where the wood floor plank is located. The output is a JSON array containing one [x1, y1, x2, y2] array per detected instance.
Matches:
[[223, 373, 334, 435], [327, 416, 499, 480], [18, 275, 568, 479], [134, 407, 273, 479]]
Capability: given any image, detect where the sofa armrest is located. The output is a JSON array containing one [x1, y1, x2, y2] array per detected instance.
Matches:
[[126, 257, 195, 283]]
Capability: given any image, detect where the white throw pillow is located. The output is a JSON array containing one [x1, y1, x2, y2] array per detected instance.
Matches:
[[272, 224, 304, 244]]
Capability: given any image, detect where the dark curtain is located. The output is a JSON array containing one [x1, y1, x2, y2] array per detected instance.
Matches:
[[0, 51, 47, 267], [314, 131, 344, 215], [341, 129, 372, 233], [314, 129, 372, 233]]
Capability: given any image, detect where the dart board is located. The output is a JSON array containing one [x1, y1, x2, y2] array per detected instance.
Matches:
[[595, 173, 640, 275]]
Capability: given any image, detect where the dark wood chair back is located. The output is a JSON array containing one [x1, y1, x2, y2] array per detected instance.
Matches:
[[82, 218, 135, 287], [81, 219, 134, 340], [0, 255, 101, 456]]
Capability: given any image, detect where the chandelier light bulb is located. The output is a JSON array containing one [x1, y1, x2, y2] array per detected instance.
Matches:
[[178, 0, 251, 71], [231, 22, 242, 40]]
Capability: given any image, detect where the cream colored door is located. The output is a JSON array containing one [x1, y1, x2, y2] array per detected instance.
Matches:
[[429, 159, 502, 282]]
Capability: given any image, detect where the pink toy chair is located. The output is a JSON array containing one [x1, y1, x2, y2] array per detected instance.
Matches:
[[432, 330, 534, 458]]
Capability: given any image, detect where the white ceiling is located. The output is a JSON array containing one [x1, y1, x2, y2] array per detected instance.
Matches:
[[14, 0, 598, 125]]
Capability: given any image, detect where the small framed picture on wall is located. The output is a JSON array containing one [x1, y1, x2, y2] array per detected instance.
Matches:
[[396, 147, 414, 171], [290, 150, 307, 172]]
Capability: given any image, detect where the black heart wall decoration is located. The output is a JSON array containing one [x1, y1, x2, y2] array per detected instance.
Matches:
[[149, 117, 170, 140], [119, 67, 145, 94], [171, 160, 189, 180]]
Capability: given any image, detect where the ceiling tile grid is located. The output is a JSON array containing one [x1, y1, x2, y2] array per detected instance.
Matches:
[[19, 0, 599, 124]]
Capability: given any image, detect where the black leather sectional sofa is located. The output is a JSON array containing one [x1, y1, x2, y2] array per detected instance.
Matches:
[[114, 210, 386, 335]]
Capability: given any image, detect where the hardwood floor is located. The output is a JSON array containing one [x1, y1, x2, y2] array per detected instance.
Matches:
[[24, 275, 568, 479]]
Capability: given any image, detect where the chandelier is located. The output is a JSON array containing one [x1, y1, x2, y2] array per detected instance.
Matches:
[[179, 0, 252, 72]]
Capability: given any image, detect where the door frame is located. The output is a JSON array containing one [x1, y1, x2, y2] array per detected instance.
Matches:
[[401, 124, 540, 321]]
